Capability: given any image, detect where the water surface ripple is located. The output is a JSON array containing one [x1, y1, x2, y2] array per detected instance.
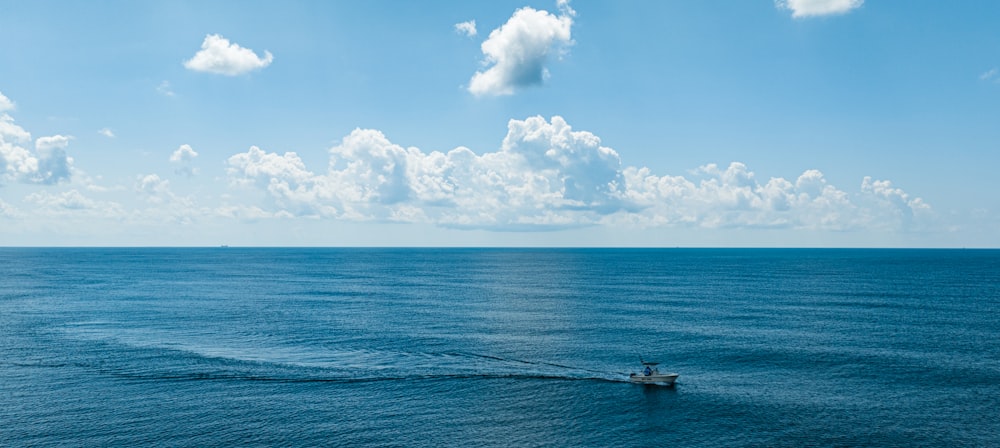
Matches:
[[2, 248, 998, 446]]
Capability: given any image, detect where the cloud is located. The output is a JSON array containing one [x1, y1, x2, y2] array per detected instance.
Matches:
[[169, 144, 198, 163], [455, 20, 477, 37], [225, 145, 330, 216], [25, 189, 103, 211], [499, 115, 625, 210], [98, 128, 115, 138], [33, 135, 74, 184], [23, 189, 127, 222], [859, 176, 931, 229], [227, 145, 314, 188], [18, 184, 206, 232], [622, 163, 855, 230], [0, 91, 14, 112], [214, 204, 293, 222], [0, 113, 31, 143], [777, 0, 863, 18], [170, 144, 199, 177], [0, 198, 20, 218], [184, 34, 273, 76], [0, 97, 74, 185], [225, 115, 930, 233], [36, 135, 72, 151], [227, 115, 628, 226], [157, 80, 176, 97], [981, 68, 998, 82], [136, 174, 173, 204], [0, 118, 36, 181], [468, 1, 575, 96]]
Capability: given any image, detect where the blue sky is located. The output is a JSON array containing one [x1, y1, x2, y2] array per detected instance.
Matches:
[[1, 0, 999, 247]]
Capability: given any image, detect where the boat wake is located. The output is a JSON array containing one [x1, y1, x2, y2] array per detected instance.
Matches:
[[51, 322, 643, 384], [9, 345, 635, 385], [443, 351, 633, 382]]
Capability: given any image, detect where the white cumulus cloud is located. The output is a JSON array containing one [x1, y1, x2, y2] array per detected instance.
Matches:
[[468, 1, 575, 96], [170, 143, 198, 162], [858, 176, 932, 229], [36, 135, 73, 151], [170, 144, 199, 177], [224, 115, 930, 233], [0, 113, 31, 143], [0, 125, 37, 181], [136, 174, 173, 204], [620, 163, 859, 230], [227, 116, 628, 226], [455, 20, 477, 37], [0, 96, 74, 186], [0, 91, 14, 112], [33, 135, 74, 185], [98, 128, 115, 138], [777, 0, 863, 18], [184, 34, 273, 76]]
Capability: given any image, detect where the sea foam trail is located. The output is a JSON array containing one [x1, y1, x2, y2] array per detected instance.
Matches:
[[445, 351, 633, 380], [37, 339, 634, 385]]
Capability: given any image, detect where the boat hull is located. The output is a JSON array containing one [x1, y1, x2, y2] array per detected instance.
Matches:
[[628, 373, 678, 385]]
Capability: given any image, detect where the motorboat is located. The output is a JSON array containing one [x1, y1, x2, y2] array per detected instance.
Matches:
[[629, 361, 678, 386]]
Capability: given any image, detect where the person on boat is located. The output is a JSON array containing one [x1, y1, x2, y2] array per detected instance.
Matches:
[[643, 366, 652, 376]]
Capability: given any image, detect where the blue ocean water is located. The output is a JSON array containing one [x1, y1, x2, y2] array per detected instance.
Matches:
[[1, 248, 998, 446]]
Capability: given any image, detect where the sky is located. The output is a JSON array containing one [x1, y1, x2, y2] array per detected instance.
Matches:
[[1, 0, 999, 247]]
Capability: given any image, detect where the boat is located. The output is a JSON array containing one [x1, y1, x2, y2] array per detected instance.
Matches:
[[629, 360, 678, 386]]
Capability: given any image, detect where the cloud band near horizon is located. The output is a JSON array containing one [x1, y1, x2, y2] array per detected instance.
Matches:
[[225, 115, 931, 232]]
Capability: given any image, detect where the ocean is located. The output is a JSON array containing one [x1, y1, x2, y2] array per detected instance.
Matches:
[[2, 248, 998, 446]]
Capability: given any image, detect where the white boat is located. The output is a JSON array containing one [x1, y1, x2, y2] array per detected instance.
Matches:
[[629, 361, 678, 385]]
